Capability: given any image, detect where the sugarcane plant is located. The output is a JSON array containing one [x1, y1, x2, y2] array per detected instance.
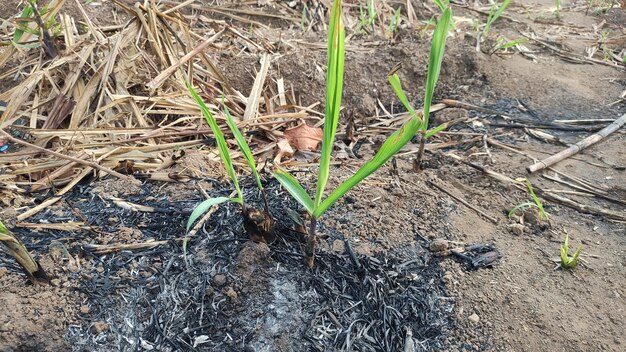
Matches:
[[273, 0, 452, 266], [508, 178, 550, 222], [482, 0, 511, 38], [0, 220, 49, 285], [560, 235, 582, 269], [185, 86, 274, 249], [12, 0, 59, 58]]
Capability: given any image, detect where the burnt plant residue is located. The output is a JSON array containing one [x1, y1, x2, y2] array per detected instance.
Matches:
[[7, 179, 453, 351]]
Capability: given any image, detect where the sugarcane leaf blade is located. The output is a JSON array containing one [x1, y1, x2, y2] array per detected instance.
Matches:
[[273, 169, 314, 215]]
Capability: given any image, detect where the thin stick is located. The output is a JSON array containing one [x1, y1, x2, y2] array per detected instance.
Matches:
[[146, 29, 225, 92], [446, 152, 521, 186], [243, 53, 271, 121], [483, 134, 495, 164], [0, 129, 137, 183], [427, 180, 498, 224], [448, 147, 625, 222], [542, 192, 626, 221], [542, 174, 626, 206], [527, 113, 626, 173], [83, 240, 168, 255]]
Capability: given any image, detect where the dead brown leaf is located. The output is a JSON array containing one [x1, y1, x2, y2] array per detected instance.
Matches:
[[284, 124, 323, 151]]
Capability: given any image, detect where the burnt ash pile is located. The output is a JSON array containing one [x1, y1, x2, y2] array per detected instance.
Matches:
[[12, 179, 453, 351]]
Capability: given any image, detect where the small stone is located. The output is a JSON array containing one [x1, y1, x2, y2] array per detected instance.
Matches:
[[96, 266, 105, 273], [331, 240, 345, 254], [507, 223, 526, 236], [51, 279, 61, 286], [429, 239, 449, 252], [80, 305, 90, 314], [92, 321, 109, 334], [442, 271, 454, 285], [468, 313, 480, 324], [0, 267, 8, 278], [225, 287, 237, 300], [523, 210, 540, 226], [213, 274, 226, 286]]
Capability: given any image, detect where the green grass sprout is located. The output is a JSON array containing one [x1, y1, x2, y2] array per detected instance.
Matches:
[[273, 1, 452, 266], [386, 7, 402, 36], [13, 3, 35, 44], [560, 235, 583, 269], [482, 0, 511, 37], [495, 37, 527, 51], [394, 6, 452, 170], [300, 3, 308, 32], [432, 0, 449, 11], [357, 0, 378, 32], [12, 0, 60, 56], [508, 178, 550, 221], [555, 0, 561, 18]]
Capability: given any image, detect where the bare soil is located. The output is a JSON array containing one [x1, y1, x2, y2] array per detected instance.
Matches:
[[1, 0, 625, 351]]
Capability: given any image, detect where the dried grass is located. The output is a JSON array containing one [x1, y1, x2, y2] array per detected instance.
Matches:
[[0, 1, 325, 222]]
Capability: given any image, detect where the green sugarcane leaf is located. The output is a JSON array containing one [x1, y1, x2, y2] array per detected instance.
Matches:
[[507, 202, 538, 218], [184, 196, 239, 253], [423, 7, 451, 130], [388, 74, 425, 129], [425, 123, 448, 138], [186, 82, 241, 199], [560, 235, 582, 269], [314, 112, 423, 218], [312, 8, 453, 218], [13, 4, 34, 43], [560, 236, 569, 263], [315, 0, 345, 208], [483, 0, 511, 36], [273, 168, 314, 215], [432, 0, 449, 11], [388, 74, 417, 117], [387, 73, 423, 130], [223, 105, 263, 192], [571, 245, 583, 262], [186, 197, 239, 233], [525, 178, 549, 220]]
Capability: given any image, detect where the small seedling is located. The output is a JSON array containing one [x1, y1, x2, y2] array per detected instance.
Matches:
[[300, 3, 308, 32], [357, 0, 378, 32], [419, 16, 437, 39], [554, 0, 561, 18], [508, 178, 550, 221], [386, 7, 402, 37], [186, 85, 274, 250], [560, 235, 582, 269], [274, 1, 452, 266], [13, 0, 59, 57], [482, 0, 511, 37], [496, 37, 527, 51]]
